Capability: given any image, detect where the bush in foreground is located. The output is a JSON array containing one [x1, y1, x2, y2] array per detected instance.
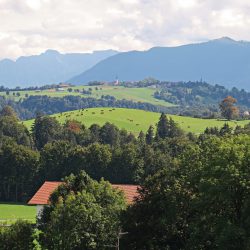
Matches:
[[39, 171, 127, 249], [0, 220, 34, 250]]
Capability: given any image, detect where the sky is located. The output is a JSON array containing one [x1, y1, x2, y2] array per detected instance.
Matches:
[[0, 0, 250, 59]]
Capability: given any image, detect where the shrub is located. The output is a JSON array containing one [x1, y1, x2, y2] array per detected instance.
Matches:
[[0, 220, 34, 250]]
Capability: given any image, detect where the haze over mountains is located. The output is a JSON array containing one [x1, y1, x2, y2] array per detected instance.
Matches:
[[1, 37, 250, 90], [70, 37, 250, 90], [0, 50, 118, 87]]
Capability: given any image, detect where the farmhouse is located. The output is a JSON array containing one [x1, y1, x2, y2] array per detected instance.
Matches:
[[56, 87, 65, 92], [28, 181, 139, 218], [58, 83, 72, 88], [243, 111, 250, 117]]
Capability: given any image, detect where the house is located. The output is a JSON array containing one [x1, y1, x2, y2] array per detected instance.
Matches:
[[28, 181, 139, 218], [243, 111, 250, 117], [56, 87, 65, 92], [58, 83, 72, 88]]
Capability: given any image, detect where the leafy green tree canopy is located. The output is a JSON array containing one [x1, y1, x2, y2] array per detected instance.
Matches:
[[123, 135, 250, 249], [0, 105, 17, 118], [32, 115, 62, 149], [40, 171, 127, 250]]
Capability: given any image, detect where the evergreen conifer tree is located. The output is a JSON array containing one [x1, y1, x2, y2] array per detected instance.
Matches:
[[146, 125, 154, 144], [156, 113, 169, 139]]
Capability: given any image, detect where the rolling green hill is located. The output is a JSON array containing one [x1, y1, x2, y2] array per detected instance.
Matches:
[[22, 108, 250, 134], [0, 85, 174, 107]]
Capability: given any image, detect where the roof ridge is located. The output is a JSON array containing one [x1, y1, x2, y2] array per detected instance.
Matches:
[[28, 182, 139, 205]]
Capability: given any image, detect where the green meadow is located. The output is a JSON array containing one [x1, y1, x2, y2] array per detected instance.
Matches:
[[0, 203, 36, 224], [0, 85, 174, 107], [87, 86, 175, 107], [22, 107, 250, 134]]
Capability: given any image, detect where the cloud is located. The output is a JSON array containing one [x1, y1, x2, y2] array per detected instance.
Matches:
[[0, 0, 250, 59]]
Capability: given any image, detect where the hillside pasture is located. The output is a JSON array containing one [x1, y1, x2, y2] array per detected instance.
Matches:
[[0, 85, 174, 107], [22, 107, 250, 134], [87, 86, 175, 107]]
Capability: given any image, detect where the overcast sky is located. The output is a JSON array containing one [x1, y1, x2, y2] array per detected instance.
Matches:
[[0, 0, 250, 59]]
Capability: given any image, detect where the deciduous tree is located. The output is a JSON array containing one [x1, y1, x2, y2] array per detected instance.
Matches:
[[40, 171, 126, 250], [32, 115, 62, 149], [220, 96, 239, 120]]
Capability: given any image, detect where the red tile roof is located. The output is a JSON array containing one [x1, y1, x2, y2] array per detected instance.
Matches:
[[28, 181, 139, 205], [28, 182, 62, 205], [112, 184, 139, 204]]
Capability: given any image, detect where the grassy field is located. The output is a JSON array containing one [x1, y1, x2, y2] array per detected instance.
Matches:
[[87, 86, 175, 107], [0, 85, 174, 107], [0, 203, 36, 224], [23, 107, 250, 134]]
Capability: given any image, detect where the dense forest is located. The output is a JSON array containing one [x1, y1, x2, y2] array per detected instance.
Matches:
[[1, 105, 250, 249]]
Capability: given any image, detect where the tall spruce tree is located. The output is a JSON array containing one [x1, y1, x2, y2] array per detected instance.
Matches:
[[138, 131, 146, 145], [168, 117, 183, 138], [156, 113, 169, 139], [156, 113, 183, 139], [146, 125, 154, 144]]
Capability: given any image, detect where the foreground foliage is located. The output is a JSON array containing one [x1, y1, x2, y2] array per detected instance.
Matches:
[[39, 171, 127, 250], [123, 135, 250, 249], [0, 220, 34, 250], [1, 106, 250, 249]]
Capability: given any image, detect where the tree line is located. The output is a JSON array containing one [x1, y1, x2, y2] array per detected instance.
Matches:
[[0, 95, 165, 120], [153, 81, 250, 118]]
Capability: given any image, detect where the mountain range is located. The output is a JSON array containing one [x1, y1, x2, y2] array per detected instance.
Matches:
[[0, 50, 118, 87], [69, 37, 250, 90], [1, 37, 250, 90]]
